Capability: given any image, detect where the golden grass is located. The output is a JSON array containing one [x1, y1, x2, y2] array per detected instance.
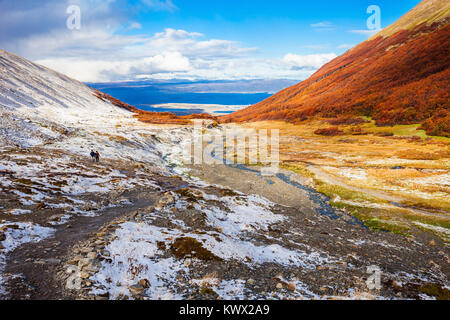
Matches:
[[395, 149, 444, 160], [240, 120, 450, 240]]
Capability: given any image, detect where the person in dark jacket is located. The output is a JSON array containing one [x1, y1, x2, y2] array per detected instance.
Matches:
[[90, 150, 96, 162]]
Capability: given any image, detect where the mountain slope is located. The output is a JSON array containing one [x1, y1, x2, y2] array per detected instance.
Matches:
[[222, 0, 450, 137], [0, 49, 192, 167], [0, 49, 135, 147]]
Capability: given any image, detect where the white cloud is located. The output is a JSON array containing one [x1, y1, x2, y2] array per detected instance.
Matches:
[[141, 0, 178, 12], [37, 51, 192, 83], [0, 0, 340, 83], [311, 22, 336, 32], [30, 27, 264, 82], [303, 44, 330, 51], [32, 29, 338, 82], [282, 53, 337, 71], [337, 44, 355, 49], [311, 21, 334, 28], [350, 29, 381, 37], [128, 22, 143, 30]]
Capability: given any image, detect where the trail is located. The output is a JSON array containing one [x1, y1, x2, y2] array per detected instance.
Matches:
[[2, 175, 185, 300]]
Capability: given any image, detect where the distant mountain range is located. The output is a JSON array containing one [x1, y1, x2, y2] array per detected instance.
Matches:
[[222, 0, 450, 137], [88, 79, 299, 113]]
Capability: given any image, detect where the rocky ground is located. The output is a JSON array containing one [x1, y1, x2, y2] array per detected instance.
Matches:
[[55, 176, 449, 300], [0, 138, 449, 301], [3, 157, 449, 300]]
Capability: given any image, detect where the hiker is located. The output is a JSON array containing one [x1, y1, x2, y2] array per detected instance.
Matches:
[[90, 150, 96, 162], [95, 151, 100, 163]]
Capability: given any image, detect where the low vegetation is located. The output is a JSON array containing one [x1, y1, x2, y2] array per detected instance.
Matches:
[[242, 120, 450, 242], [314, 127, 344, 136], [170, 237, 221, 261]]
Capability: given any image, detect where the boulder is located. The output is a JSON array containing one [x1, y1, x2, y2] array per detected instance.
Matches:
[[129, 284, 145, 297], [138, 279, 151, 289]]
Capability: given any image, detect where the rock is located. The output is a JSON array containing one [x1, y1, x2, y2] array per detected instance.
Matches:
[[138, 279, 151, 289], [67, 256, 82, 265], [48, 215, 62, 222], [82, 202, 100, 211], [1, 224, 19, 231], [286, 282, 296, 292], [83, 267, 99, 273], [46, 258, 61, 265], [97, 292, 110, 299], [0, 232, 5, 242], [35, 202, 47, 210], [392, 281, 403, 290], [117, 294, 129, 300], [86, 252, 98, 259], [78, 258, 95, 268], [129, 284, 145, 297], [276, 283, 283, 290], [66, 267, 76, 274], [156, 193, 175, 209]]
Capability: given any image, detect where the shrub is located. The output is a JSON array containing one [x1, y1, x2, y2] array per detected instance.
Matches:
[[376, 131, 394, 137], [328, 115, 368, 126], [349, 126, 368, 135], [314, 127, 344, 136], [419, 109, 450, 138]]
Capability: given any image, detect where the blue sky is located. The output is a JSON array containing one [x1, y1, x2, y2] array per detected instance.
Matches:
[[128, 0, 420, 56], [0, 0, 422, 82]]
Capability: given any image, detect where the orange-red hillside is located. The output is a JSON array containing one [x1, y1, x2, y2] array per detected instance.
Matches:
[[222, 0, 450, 137]]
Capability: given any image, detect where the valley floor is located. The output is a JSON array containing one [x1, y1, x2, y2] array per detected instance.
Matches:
[[241, 121, 450, 244], [0, 121, 449, 300]]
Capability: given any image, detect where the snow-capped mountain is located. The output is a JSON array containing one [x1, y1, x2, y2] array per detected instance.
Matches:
[[0, 49, 188, 165]]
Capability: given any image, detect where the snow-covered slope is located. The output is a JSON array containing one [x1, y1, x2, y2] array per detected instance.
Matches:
[[0, 49, 188, 166], [0, 49, 116, 112]]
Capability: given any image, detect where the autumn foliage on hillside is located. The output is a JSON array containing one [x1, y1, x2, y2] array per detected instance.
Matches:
[[327, 115, 369, 126], [93, 89, 217, 125], [419, 108, 450, 137], [94, 90, 138, 113], [221, 18, 450, 137]]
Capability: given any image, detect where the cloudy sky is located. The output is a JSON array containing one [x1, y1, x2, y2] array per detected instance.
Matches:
[[0, 0, 421, 82]]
